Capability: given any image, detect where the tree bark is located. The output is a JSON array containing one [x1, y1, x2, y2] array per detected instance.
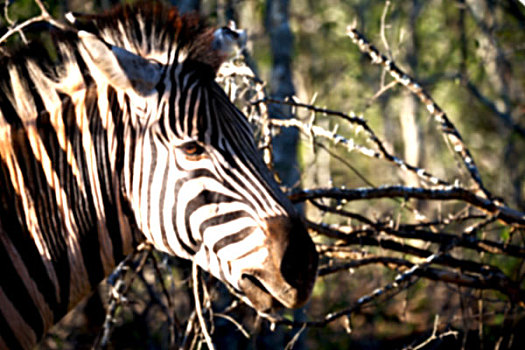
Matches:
[[264, 1, 306, 349], [265, 0, 300, 190], [169, 0, 200, 14]]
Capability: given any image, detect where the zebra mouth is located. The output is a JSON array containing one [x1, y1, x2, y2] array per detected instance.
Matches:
[[239, 274, 281, 312]]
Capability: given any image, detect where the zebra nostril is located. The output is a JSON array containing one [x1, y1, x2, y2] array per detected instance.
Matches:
[[265, 216, 318, 307], [281, 218, 318, 286]]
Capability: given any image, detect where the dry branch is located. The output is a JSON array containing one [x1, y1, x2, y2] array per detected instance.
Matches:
[[291, 186, 525, 226], [346, 26, 493, 201], [253, 97, 450, 187]]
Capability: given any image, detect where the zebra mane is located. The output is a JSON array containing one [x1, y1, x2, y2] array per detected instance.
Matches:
[[0, 2, 231, 126], [0, 2, 225, 94], [68, 2, 224, 70]]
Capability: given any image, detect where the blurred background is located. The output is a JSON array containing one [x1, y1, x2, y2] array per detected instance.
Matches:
[[2, 0, 524, 349]]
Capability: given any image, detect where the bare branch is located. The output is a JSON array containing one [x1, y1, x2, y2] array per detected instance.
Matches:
[[310, 200, 523, 258], [0, 14, 48, 44], [252, 98, 449, 186], [403, 315, 458, 350], [192, 260, 215, 350], [291, 186, 525, 226], [346, 26, 494, 201], [0, 0, 68, 45]]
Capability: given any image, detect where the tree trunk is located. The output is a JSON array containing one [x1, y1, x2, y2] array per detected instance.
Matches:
[[169, 0, 200, 14], [264, 1, 307, 349], [265, 0, 300, 190], [400, 0, 423, 188]]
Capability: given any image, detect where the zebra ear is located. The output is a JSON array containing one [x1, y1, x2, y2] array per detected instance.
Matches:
[[212, 22, 247, 56], [77, 31, 161, 95]]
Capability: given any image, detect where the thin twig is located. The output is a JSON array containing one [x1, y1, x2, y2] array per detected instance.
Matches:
[[0, 14, 47, 44], [346, 25, 494, 201], [0, 0, 69, 44], [94, 244, 153, 349], [403, 315, 458, 350], [2, 0, 28, 43], [192, 260, 215, 350], [214, 313, 250, 339], [251, 99, 449, 187], [284, 323, 307, 350]]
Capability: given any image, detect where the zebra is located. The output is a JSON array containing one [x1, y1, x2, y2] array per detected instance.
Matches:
[[0, 3, 318, 349]]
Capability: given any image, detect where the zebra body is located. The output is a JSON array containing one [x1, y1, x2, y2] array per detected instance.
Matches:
[[0, 3, 317, 349]]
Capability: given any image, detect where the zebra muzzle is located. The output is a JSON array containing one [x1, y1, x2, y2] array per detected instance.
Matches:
[[238, 216, 318, 311]]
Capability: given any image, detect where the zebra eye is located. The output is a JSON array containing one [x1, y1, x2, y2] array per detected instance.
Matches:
[[180, 141, 205, 157]]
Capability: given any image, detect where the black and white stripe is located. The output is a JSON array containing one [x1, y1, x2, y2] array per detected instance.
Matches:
[[0, 3, 317, 349]]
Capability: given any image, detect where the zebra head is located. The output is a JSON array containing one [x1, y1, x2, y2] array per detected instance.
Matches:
[[73, 4, 317, 311]]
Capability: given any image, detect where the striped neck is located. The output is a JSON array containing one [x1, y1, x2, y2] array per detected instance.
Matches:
[[0, 61, 142, 348]]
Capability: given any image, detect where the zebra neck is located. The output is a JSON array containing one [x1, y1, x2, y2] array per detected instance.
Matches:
[[0, 78, 141, 346]]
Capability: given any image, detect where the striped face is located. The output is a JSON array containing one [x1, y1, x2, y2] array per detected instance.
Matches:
[[118, 56, 318, 311], [69, 5, 318, 311]]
